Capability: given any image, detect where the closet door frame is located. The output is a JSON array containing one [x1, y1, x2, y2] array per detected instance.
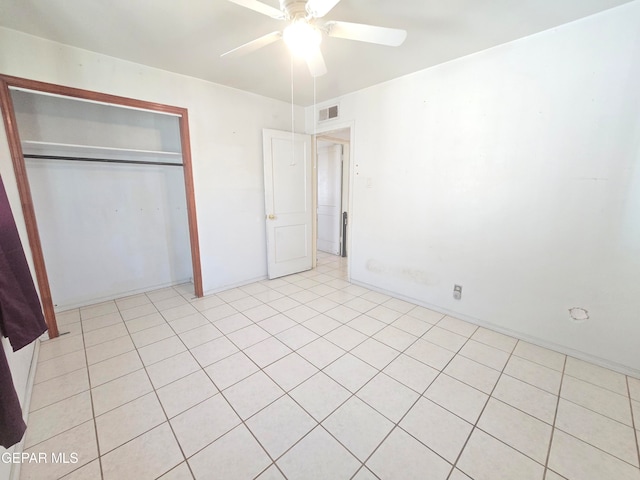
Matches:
[[0, 74, 204, 339]]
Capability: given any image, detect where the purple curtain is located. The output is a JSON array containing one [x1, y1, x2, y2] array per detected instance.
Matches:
[[0, 175, 48, 448]]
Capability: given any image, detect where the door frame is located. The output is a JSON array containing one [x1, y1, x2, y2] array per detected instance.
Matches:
[[314, 122, 354, 278], [0, 74, 203, 339]]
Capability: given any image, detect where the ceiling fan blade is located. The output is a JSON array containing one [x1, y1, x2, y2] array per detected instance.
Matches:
[[221, 31, 282, 58], [325, 21, 407, 47], [227, 0, 284, 19], [306, 48, 327, 77], [306, 0, 342, 18]]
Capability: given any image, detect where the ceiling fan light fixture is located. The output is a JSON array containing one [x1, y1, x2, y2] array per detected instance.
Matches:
[[283, 20, 322, 58]]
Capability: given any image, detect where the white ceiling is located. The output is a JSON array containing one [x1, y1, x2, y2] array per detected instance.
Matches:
[[0, 0, 633, 106]]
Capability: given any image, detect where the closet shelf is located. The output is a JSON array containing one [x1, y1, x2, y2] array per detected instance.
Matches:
[[21, 141, 182, 164]]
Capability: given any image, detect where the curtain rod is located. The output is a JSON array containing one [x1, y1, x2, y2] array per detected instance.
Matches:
[[23, 154, 183, 167]]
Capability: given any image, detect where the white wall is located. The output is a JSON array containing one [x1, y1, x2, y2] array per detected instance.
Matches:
[[26, 159, 192, 308], [0, 28, 304, 480], [0, 27, 305, 294], [309, 1, 640, 374]]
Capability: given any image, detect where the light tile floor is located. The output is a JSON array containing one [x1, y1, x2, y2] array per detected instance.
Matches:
[[19, 252, 640, 480]]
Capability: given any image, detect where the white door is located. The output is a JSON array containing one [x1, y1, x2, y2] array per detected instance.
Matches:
[[263, 129, 313, 279], [317, 143, 342, 255]]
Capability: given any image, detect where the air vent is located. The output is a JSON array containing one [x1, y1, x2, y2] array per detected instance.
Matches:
[[318, 105, 339, 122]]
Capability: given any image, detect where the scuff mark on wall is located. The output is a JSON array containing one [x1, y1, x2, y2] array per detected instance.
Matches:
[[366, 259, 438, 286]]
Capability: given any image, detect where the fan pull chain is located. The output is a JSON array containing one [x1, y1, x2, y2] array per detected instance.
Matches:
[[290, 54, 296, 166]]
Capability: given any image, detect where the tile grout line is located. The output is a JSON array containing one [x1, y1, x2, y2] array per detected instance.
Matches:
[[160, 268, 351, 477], [35, 283, 246, 479], [307, 319, 433, 471], [96, 287, 197, 479], [37, 279, 455, 477], [198, 339, 288, 475], [397, 322, 638, 473], [231, 295, 464, 479], [79, 306, 105, 480], [549, 428, 640, 470], [560, 370, 633, 398], [541, 353, 568, 480], [78, 268, 376, 474], [31, 345, 86, 389], [344, 320, 478, 480], [220, 273, 371, 478], [206, 275, 354, 476], [218, 262, 391, 478], [554, 394, 637, 427], [446, 336, 520, 480], [39, 290, 245, 479], [544, 369, 640, 468], [453, 362, 637, 434], [626, 376, 640, 469], [140, 285, 212, 480], [84, 294, 444, 478], [25, 308, 92, 479]]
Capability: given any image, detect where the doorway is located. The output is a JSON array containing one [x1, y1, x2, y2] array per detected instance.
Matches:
[[315, 127, 351, 266]]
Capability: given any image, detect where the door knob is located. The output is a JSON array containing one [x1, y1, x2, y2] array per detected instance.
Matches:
[[268, 214, 276, 220]]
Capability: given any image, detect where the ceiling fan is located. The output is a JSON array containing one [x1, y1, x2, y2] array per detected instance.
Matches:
[[222, 0, 407, 77]]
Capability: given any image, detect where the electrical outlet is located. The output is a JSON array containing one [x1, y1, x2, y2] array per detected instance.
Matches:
[[453, 284, 462, 300]]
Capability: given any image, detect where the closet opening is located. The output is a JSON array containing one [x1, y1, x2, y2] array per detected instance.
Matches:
[[0, 75, 203, 339]]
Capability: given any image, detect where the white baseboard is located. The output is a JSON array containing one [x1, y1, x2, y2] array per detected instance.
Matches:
[[54, 277, 193, 311], [351, 279, 640, 379], [202, 275, 268, 297]]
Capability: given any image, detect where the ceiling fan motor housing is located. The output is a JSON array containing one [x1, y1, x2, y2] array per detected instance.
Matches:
[[280, 0, 312, 20]]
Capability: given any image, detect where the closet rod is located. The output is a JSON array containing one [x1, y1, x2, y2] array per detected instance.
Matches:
[[23, 154, 183, 167]]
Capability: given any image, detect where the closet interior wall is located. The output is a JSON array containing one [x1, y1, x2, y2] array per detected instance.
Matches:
[[11, 89, 193, 310]]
